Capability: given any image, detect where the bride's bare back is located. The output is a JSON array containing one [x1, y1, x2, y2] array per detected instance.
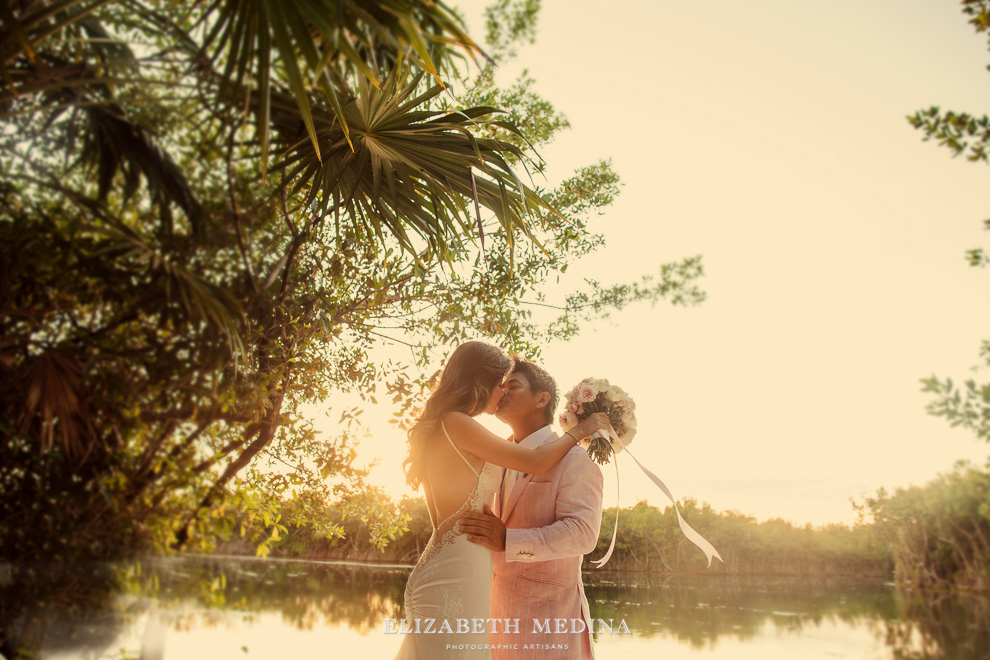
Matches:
[[421, 421, 487, 526]]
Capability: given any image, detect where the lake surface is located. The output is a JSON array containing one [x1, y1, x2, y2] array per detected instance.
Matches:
[[3, 555, 989, 659]]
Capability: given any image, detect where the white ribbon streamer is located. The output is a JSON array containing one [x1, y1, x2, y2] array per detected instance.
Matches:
[[591, 430, 723, 569], [591, 446, 620, 568]]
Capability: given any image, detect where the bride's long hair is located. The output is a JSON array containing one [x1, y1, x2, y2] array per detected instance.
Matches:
[[404, 341, 513, 489]]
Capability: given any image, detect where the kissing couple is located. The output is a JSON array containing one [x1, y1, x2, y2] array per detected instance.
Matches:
[[394, 341, 617, 660]]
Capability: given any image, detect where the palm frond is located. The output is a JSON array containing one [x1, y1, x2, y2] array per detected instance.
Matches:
[[2, 3, 199, 233], [80, 103, 202, 235], [87, 226, 248, 361], [270, 70, 553, 261], [15, 349, 99, 462], [200, 0, 485, 170]]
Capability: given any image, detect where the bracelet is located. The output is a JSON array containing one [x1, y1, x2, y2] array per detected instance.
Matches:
[[563, 430, 579, 443]]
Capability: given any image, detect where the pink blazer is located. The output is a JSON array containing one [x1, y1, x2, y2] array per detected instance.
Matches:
[[490, 439, 604, 660]]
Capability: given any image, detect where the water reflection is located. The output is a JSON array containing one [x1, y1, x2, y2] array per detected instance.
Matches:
[[1, 557, 988, 659], [584, 573, 898, 646], [124, 557, 410, 636], [881, 589, 990, 660], [1, 562, 125, 660]]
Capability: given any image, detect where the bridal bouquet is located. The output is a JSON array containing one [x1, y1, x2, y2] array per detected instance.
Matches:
[[558, 377, 636, 465], [560, 376, 722, 570]]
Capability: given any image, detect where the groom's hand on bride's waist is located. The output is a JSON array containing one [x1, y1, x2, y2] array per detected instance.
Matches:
[[460, 505, 506, 552]]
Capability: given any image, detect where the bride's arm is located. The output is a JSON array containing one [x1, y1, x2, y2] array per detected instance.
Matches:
[[444, 412, 613, 475]]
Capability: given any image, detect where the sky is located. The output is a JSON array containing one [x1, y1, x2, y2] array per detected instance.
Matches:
[[312, 0, 990, 527]]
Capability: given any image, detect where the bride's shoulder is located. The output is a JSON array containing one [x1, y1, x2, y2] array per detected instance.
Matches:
[[442, 411, 478, 431]]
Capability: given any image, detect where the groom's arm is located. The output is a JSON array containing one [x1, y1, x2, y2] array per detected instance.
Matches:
[[504, 448, 603, 563]]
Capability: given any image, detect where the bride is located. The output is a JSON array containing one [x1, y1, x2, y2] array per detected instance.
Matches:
[[395, 341, 612, 660]]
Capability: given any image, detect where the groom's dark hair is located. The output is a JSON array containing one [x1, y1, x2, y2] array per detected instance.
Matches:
[[509, 358, 558, 425]]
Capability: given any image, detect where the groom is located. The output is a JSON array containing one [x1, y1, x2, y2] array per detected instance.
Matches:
[[461, 359, 603, 660]]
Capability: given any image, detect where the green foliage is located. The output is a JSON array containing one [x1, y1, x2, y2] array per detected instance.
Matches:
[[484, 0, 542, 60], [0, 0, 704, 565], [267, 495, 889, 576], [589, 500, 887, 576], [892, 0, 990, 595], [908, 107, 990, 163], [856, 461, 990, 591], [922, 342, 990, 441], [909, 2, 990, 444]]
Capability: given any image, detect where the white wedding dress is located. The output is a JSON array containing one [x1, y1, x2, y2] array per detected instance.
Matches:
[[396, 421, 502, 660]]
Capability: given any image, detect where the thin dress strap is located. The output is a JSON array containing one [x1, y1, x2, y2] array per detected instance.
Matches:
[[441, 420, 480, 477], [424, 469, 442, 528], [423, 420, 481, 527]]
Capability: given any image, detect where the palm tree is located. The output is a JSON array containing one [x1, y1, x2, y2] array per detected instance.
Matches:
[[0, 0, 555, 557], [1, 0, 547, 250]]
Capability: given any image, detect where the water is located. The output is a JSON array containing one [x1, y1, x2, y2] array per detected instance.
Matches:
[[3, 556, 988, 659]]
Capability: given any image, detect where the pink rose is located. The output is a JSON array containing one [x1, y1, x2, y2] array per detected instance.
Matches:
[[568, 403, 578, 413], [578, 386, 596, 403], [558, 413, 568, 426]]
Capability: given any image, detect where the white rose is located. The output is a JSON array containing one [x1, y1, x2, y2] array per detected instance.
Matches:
[[596, 378, 610, 393]]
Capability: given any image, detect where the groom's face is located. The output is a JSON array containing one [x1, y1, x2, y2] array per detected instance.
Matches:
[[495, 372, 543, 423]]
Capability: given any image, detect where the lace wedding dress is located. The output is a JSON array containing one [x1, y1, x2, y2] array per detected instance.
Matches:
[[396, 421, 502, 660]]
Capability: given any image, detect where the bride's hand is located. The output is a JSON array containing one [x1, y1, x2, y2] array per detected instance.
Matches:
[[571, 413, 615, 442]]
